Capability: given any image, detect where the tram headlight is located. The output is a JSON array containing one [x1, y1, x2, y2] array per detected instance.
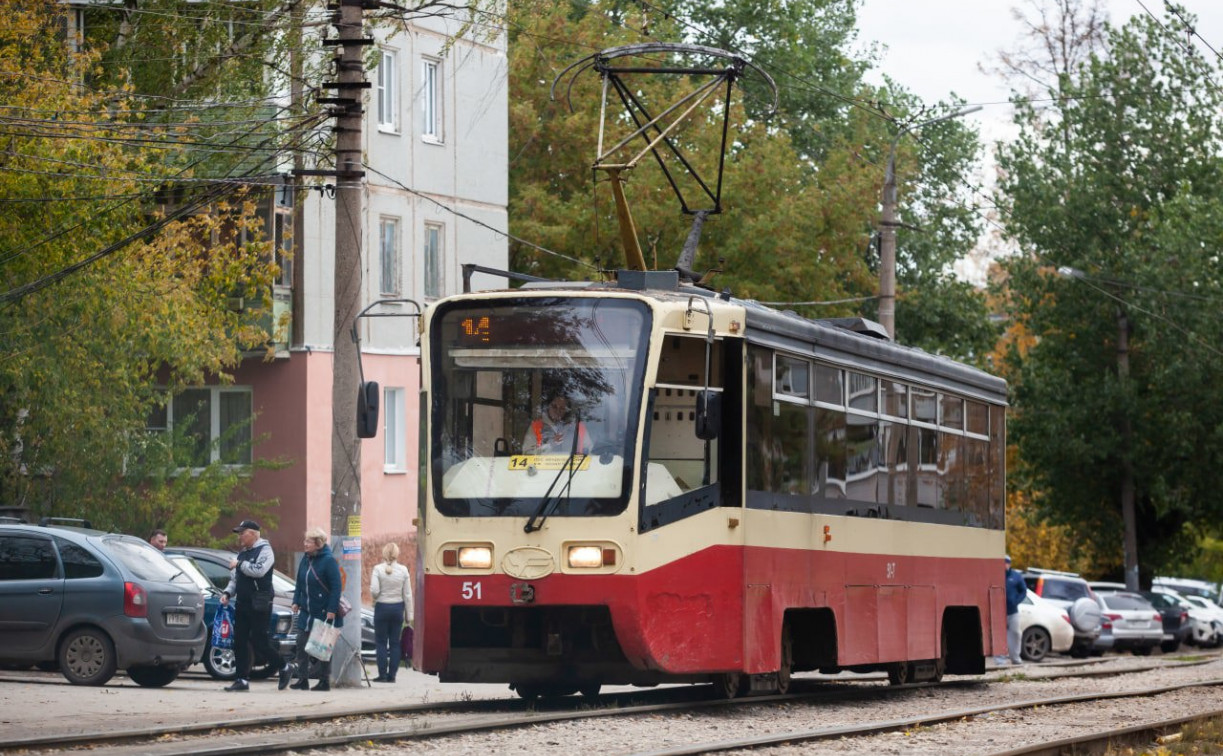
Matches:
[[566, 544, 617, 569], [457, 546, 492, 569], [568, 545, 602, 568]]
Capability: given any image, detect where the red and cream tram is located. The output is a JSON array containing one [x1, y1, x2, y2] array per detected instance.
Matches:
[[411, 269, 1007, 698]]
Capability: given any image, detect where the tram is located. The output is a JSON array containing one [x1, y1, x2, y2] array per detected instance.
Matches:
[[406, 269, 1007, 698]]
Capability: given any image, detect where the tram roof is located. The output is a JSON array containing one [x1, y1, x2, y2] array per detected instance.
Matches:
[[504, 273, 1008, 404]]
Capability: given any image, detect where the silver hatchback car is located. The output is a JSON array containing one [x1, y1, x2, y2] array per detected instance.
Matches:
[[0, 522, 205, 686]]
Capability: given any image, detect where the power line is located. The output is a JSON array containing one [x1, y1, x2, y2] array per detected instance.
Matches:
[[362, 163, 597, 272]]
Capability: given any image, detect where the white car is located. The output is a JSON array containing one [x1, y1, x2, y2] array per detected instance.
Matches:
[[1151, 589, 1219, 647], [1180, 595, 1223, 647], [1018, 590, 1074, 662]]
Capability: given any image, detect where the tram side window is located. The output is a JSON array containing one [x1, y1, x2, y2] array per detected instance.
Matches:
[[940, 429, 964, 513], [815, 405, 847, 498], [746, 347, 772, 492], [989, 404, 1006, 529]]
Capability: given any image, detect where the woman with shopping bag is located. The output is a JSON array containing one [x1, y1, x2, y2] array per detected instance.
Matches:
[[284, 527, 343, 692]]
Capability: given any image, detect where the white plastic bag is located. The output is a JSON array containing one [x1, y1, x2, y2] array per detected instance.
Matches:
[[305, 618, 339, 661]]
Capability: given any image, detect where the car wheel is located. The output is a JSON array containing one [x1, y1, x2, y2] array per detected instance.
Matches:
[[1161, 639, 1181, 653], [127, 665, 180, 688], [1068, 597, 1102, 633], [202, 643, 238, 681], [1021, 626, 1051, 662], [1131, 645, 1152, 657], [59, 628, 117, 686]]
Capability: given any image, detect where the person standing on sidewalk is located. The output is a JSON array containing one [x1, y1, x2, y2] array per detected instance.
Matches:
[[221, 519, 292, 692], [370, 542, 413, 683], [286, 527, 343, 691], [1005, 555, 1027, 665]]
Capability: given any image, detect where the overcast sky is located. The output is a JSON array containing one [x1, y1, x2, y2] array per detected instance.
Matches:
[[855, 0, 1223, 140]]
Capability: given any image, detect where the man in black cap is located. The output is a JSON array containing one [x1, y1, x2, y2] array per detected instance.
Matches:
[[220, 519, 291, 691]]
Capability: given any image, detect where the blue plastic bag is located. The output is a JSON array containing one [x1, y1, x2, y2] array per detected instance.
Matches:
[[211, 603, 235, 649]]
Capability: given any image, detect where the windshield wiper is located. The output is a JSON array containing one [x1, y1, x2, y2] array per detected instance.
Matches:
[[524, 413, 584, 533]]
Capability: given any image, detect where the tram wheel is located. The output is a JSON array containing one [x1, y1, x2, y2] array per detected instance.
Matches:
[[886, 661, 911, 686], [776, 624, 794, 695], [715, 672, 746, 699]]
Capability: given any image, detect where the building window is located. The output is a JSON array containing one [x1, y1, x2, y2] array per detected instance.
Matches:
[[377, 49, 397, 132], [379, 217, 400, 295], [273, 183, 293, 288], [421, 58, 441, 141], [423, 222, 443, 298], [155, 387, 253, 468], [384, 387, 405, 471]]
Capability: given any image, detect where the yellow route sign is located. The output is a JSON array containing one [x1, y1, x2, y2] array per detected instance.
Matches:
[[508, 454, 591, 471]]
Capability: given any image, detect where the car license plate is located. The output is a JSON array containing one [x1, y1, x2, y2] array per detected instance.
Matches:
[[166, 612, 191, 627]]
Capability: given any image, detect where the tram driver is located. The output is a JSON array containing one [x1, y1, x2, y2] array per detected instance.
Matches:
[[523, 392, 593, 455]]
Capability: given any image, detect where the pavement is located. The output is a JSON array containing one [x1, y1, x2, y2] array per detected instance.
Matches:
[[0, 661, 510, 745]]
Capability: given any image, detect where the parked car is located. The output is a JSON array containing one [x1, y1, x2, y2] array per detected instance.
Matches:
[[1092, 591, 1163, 655], [1091, 581, 1192, 653], [163, 552, 294, 680], [1150, 588, 1219, 648], [1022, 569, 1101, 657], [1018, 590, 1074, 662], [1180, 594, 1223, 644], [0, 521, 205, 686], [1153, 576, 1223, 605]]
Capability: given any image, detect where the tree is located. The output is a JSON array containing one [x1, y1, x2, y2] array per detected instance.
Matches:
[[0, 1, 284, 531], [998, 7, 1223, 583], [507, 0, 997, 363]]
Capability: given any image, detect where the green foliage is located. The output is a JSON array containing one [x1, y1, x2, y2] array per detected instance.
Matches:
[[507, 0, 995, 363], [0, 1, 285, 526], [121, 414, 288, 548], [998, 9, 1223, 580]]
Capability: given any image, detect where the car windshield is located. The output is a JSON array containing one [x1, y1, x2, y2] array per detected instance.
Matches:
[[431, 297, 651, 518], [166, 554, 214, 593], [105, 537, 189, 582]]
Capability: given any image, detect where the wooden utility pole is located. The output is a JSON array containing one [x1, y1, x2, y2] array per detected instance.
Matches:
[[328, 0, 368, 686]]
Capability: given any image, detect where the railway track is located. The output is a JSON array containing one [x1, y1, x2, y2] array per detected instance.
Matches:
[[2, 654, 1220, 755]]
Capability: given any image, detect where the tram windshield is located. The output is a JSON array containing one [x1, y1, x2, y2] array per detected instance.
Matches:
[[430, 297, 651, 518]]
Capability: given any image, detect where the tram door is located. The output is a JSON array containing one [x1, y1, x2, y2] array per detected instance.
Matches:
[[645, 335, 741, 509]]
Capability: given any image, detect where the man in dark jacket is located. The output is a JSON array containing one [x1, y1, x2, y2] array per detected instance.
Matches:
[[221, 520, 292, 692], [286, 526, 344, 691], [1004, 555, 1027, 665]]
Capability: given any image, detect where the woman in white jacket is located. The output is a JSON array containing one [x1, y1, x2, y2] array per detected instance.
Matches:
[[370, 542, 413, 682]]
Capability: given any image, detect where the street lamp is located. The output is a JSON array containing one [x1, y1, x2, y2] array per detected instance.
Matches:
[[878, 105, 982, 339], [1058, 266, 1140, 591]]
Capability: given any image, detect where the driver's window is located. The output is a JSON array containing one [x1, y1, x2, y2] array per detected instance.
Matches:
[[646, 335, 722, 500]]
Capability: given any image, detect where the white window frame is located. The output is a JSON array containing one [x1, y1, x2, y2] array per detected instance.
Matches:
[[379, 216, 400, 295], [423, 222, 443, 299], [377, 49, 398, 132], [154, 386, 253, 469], [384, 387, 406, 472], [421, 57, 442, 142]]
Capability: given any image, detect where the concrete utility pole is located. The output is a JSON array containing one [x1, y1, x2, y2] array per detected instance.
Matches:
[[328, 0, 368, 686], [878, 106, 981, 339]]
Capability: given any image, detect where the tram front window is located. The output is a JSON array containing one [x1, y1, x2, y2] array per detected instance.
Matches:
[[431, 298, 650, 517]]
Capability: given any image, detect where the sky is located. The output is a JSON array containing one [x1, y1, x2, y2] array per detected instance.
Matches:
[[856, 0, 1223, 140]]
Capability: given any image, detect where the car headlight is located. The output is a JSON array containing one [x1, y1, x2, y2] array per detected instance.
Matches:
[[276, 615, 292, 634]]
